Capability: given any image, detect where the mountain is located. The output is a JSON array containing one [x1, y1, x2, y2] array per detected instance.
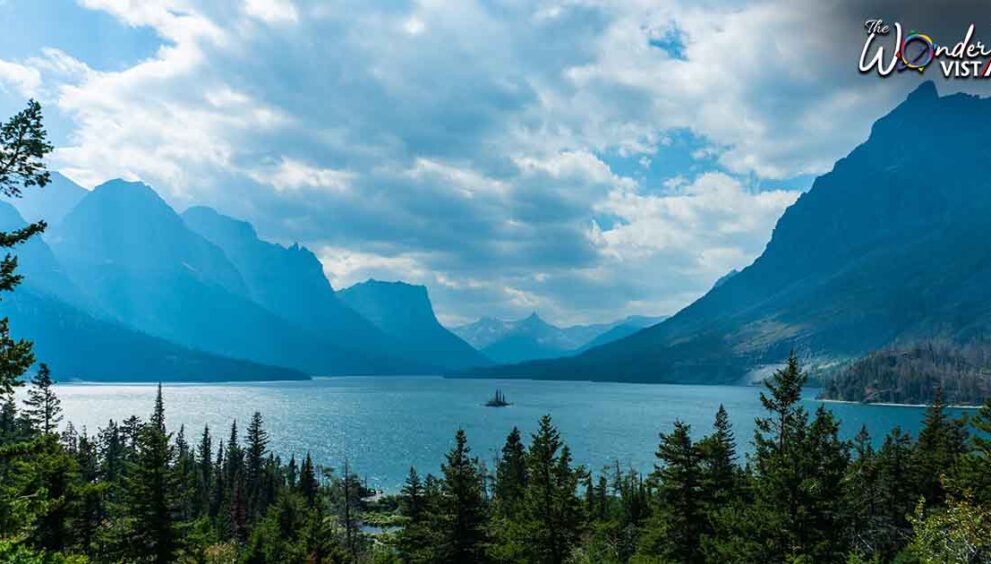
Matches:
[[467, 82, 991, 384], [576, 315, 667, 352], [338, 280, 489, 370], [0, 200, 83, 304], [47, 179, 394, 376], [452, 313, 667, 364], [0, 199, 304, 381], [1, 288, 307, 382], [5, 172, 87, 226], [181, 206, 397, 353], [453, 313, 584, 364]]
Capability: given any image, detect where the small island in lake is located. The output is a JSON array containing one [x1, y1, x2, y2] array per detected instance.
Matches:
[[485, 389, 511, 407]]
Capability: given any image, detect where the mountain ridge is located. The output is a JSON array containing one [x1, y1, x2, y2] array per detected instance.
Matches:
[[463, 82, 991, 384], [452, 313, 666, 364]]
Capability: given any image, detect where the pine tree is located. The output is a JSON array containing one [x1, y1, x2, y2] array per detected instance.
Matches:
[[804, 405, 851, 560], [398, 466, 436, 562], [0, 319, 34, 403], [913, 385, 966, 507], [173, 425, 198, 521], [196, 425, 212, 515], [151, 383, 165, 433], [298, 452, 317, 507], [23, 363, 61, 435], [748, 351, 848, 560], [846, 425, 882, 557], [698, 404, 738, 508], [123, 393, 182, 562], [339, 459, 360, 559], [401, 466, 425, 523], [521, 415, 583, 564], [494, 426, 527, 518], [958, 398, 991, 505], [0, 100, 50, 406], [638, 420, 704, 563], [210, 439, 225, 519], [245, 411, 269, 519], [438, 428, 488, 563], [287, 454, 298, 490]]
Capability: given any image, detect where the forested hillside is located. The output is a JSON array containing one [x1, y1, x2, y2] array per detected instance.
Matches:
[[820, 341, 991, 405]]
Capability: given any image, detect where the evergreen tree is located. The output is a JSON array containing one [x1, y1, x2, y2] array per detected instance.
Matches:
[[438, 429, 488, 563], [245, 411, 269, 519], [401, 467, 425, 523], [698, 404, 739, 508], [804, 405, 851, 559], [196, 425, 212, 515], [913, 385, 967, 507], [210, 439, 225, 519], [494, 426, 527, 518], [0, 319, 34, 403], [520, 415, 583, 564], [338, 459, 360, 559], [298, 452, 317, 507], [287, 454, 298, 490], [846, 425, 881, 555], [746, 352, 853, 560], [637, 420, 704, 563], [398, 466, 435, 563], [23, 364, 61, 435], [123, 394, 182, 562], [150, 383, 165, 433]]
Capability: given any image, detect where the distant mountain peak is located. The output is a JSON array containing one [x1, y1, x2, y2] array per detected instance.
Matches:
[[907, 80, 938, 103], [520, 311, 546, 325], [94, 178, 159, 197], [338, 279, 488, 370], [5, 171, 87, 226], [469, 84, 991, 383]]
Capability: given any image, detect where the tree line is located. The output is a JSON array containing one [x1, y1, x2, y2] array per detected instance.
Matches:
[[4, 355, 991, 562], [821, 340, 991, 406], [3, 102, 991, 563]]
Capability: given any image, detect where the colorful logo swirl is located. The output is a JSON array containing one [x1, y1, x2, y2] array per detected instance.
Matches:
[[897, 32, 937, 72]]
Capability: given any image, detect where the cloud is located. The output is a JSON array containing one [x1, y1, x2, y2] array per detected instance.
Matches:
[[244, 0, 298, 25], [0, 59, 41, 97], [592, 172, 799, 276], [6, 0, 971, 324], [249, 157, 354, 193]]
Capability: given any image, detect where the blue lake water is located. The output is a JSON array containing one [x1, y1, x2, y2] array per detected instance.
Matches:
[[50, 377, 972, 492]]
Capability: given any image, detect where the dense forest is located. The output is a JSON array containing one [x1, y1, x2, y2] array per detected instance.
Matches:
[[5, 351, 991, 562], [4, 104, 991, 563], [821, 341, 991, 405]]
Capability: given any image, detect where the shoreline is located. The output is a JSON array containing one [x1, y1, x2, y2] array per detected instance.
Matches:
[[816, 397, 983, 409]]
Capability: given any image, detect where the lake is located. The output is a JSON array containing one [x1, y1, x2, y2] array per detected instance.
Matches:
[[49, 377, 970, 492]]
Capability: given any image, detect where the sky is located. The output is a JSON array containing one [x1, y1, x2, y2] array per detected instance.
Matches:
[[0, 0, 986, 326]]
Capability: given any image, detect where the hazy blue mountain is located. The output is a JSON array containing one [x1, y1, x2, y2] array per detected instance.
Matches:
[[453, 313, 587, 364], [711, 269, 738, 290], [468, 82, 991, 384], [1, 288, 307, 382], [0, 200, 83, 304], [338, 280, 490, 370], [47, 179, 395, 376], [5, 172, 87, 226], [0, 200, 303, 381], [479, 313, 580, 364], [452, 312, 667, 364], [181, 206, 395, 350], [576, 315, 667, 352]]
